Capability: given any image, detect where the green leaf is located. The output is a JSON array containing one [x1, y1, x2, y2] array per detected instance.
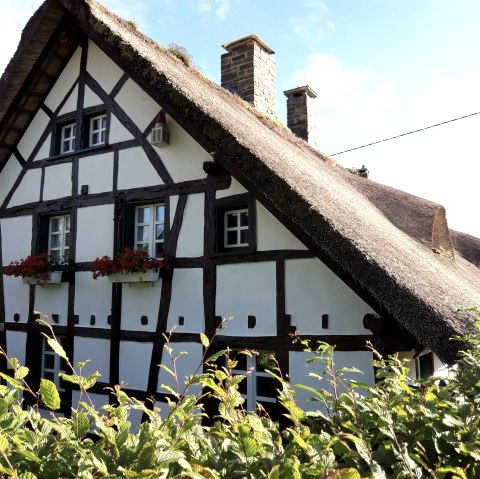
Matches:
[[14, 366, 29, 380], [338, 469, 362, 479], [0, 433, 9, 452], [0, 372, 23, 390], [268, 465, 280, 479], [136, 444, 156, 471], [42, 334, 68, 361], [74, 412, 90, 439], [39, 379, 61, 410], [18, 473, 38, 479], [200, 333, 209, 348], [18, 450, 42, 464]]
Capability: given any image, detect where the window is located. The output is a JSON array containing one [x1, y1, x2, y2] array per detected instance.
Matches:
[[88, 113, 107, 147], [134, 203, 165, 257], [416, 352, 434, 379], [42, 337, 67, 393], [231, 352, 278, 418], [60, 123, 76, 154], [215, 194, 255, 254], [48, 214, 70, 261]]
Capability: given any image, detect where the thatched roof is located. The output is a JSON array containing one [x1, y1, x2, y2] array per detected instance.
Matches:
[[1, 0, 479, 362]]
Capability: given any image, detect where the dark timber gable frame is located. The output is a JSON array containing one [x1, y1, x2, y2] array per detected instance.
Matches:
[[0, 0, 479, 417]]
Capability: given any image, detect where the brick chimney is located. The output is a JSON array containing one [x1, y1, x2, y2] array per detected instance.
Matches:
[[284, 85, 317, 146], [221, 34, 276, 117]]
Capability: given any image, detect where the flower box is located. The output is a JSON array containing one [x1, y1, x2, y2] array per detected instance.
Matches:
[[107, 270, 159, 283], [22, 271, 63, 285]]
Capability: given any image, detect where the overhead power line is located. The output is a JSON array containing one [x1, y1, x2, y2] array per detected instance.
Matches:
[[329, 110, 480, 157]]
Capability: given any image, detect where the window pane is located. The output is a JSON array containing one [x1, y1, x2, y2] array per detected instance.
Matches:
[[234, 354, 247, 371], [226, 212, 238, 228], [136, 244, 148, 252], [156, 224, 164, 240], [238, 378, 247, 395], [137, 226, 149, 242], [50, 235, 60, 248], [44, 354, 55, 370], [64, 232, 70, 246], [63, 250, 69, 262], [92, 132, 100, 145], [65, 215, 70, 231], [240, 211, 249, 227], [226, 231, 237, 245], [100, 130, 106, 143], [156, 205, 165, 223], [44, 371, 54, 382], [240, 230, 248, 245], [51, 218, 60, 232], [155, 243, 164, 257], [50, 250, 60, 260], [256, 376, 277, 398], [137, 207, 150, 224]]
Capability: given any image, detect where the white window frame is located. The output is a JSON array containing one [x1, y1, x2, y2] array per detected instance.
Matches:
[[89, 113, 107, 147], [48, 214, 70, 261], [232, 353, 276, 412], [134, 203, 165, 257], [60, 122, 76, 154], [224, 208, 249, 248], [41, 337, 66, 392]]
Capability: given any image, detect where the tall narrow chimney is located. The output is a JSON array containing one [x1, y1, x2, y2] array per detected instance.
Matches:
[[284, 85, 317, 146], [221, 34, 276, 117]]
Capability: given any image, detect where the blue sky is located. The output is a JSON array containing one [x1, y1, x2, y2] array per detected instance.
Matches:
[[1, 0, 479, 237]]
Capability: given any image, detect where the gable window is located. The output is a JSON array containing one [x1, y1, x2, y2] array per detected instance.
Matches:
[[416, 351, 434, 379], [88, 113, 107, 147], [215, 193, 255, 254], [60, 122, 76, 154], [42, 336, 67, 393], [134, 203, 165, 257], [48, 214, 70, 261]]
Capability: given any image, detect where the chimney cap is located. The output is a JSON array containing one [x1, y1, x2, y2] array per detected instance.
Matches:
[[222, 34, 274, 54], [284, 85, 318, 99]]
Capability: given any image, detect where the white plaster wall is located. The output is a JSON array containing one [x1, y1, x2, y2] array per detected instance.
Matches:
[[78, 153, 113, 194], [157, 342, 203, 396], [256, 202, 307, 251], [109, 115, 134, 144], [74, 272, 111, 329], [3, 276, 30, 324], [121, 281, 162, 332], [73, 337, 110, 383], [86, 41, 123, 95], [117, 147, 164, 190], [119, 341, 153, 391], [59, 85, 78, 115], [76, 204, 114, 262], [83, 85, 102, 109], [153, 117, 208, 183], [1, 216, 32, 262], [167, 269, 204, 333], [9, 169, 41, 207], [44, 47, 81, 111], [176, 193, 204, 257], [285, 258, 373, 335], [216, 178, 247, 199], [34, 283, 69, 326], [6, 331, 27, 367], [397, 350, 417, 381], [17, 110, 50, 161], [34, 134, 52, 162], [290, 350, 375, 412], [216, 262, 276, 336], [169, 195, 178, 227], [43, 163, 72, 200], [115, 79, 160, 133], [0, 155, 22, 205]]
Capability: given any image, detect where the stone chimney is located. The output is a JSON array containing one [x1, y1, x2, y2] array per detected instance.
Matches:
[[284, 85, 318, 146], [221, 34, 276, 117]]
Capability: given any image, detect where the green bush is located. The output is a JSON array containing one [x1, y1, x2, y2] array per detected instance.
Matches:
[[0, 313, 479, 478]]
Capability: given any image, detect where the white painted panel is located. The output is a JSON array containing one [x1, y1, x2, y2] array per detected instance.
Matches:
[[117, 147, 163, 190], [9, 168, 41, 207], [0, 155, 22, 205], [153, 117, 208, 183], [76, 204, 114, 262], [83, 85, 102, 109], [72, 391, 108, 411], [34, 283, 69, 326], [4, 276, 29, 324], [216, 262, 276, 336], [1, 216, 32, 263], [176, 193, 204, 257], [6, 331, 27, 367], [169, 195, 178, 228], [115, 79, 160, 133], [257, 202, 307, 251], [17, 110, 50, 160], [44, 47, 81, 111], [78, 153, 113, 194], [285, 258, 373, 335], [59, 85, 78, 115], [86, 40, 123, 94], [43, 163, 72, 200], [157, 342, 202, 396], [119, 341, 153, 391], [216, 178, 247, 199], [74, 272, 111, 329], [73, 337, 110, 383], [167, 269, 204, 333], [128, 408, 144, 433], [109, 115, 134, 144], [121, 281, 162, 332], [34, 134, 52, 161], [290, 350, 375, 412]]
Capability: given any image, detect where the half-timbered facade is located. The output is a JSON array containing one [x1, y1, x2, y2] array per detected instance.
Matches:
[[1, 0, 479, 426]]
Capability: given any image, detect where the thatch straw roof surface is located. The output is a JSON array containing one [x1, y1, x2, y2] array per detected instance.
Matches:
[[1, 0, 479, 362]]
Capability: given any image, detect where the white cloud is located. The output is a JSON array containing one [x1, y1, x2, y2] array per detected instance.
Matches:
[[214, 0, 230, 21], [195, 0, 230, 21]]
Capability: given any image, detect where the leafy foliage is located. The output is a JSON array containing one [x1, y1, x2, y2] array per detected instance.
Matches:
[[0, 313, 479, 478]]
